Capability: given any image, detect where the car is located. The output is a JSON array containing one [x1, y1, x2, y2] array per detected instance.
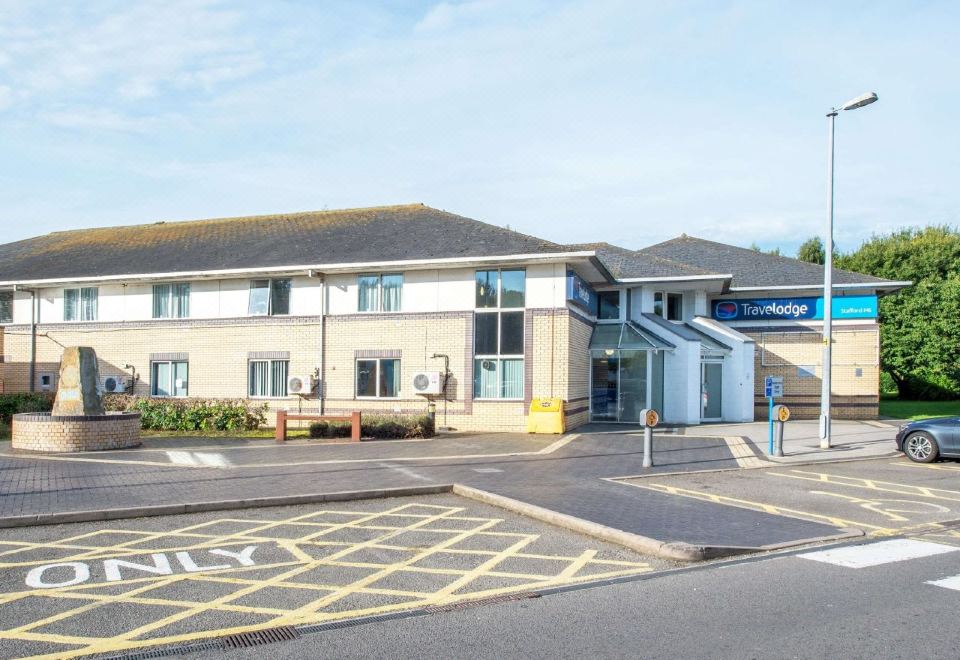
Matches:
[[895, 417, 960, 463]]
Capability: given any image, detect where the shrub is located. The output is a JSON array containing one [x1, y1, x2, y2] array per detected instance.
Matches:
[[0, 392, 54, 424], [309, 414, 434, 440], [103, 395, 268, 432]]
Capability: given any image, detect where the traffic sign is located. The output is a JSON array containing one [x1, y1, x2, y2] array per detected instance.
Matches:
[[764, 376, 783, 398]]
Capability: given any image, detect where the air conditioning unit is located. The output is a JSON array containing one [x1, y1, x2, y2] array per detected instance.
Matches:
[[102, 376, 128, 393], [287, 374, 316, 395], [411, 371, 443, 395]]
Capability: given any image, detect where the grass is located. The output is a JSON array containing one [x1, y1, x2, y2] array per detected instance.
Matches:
[[141, 428, 309, 439], [879, 399, 960, 421]]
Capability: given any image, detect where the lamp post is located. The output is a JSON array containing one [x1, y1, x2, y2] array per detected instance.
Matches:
[[820, 91, 878, 450]]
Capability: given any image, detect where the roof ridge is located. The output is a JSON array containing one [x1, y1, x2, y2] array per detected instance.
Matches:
[[46, 203, 434, 236]]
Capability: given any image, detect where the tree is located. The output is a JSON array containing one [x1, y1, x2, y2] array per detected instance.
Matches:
[[838, 226, 960, 400], [797, 237, 825, 264], [749, 242, 782, 256]]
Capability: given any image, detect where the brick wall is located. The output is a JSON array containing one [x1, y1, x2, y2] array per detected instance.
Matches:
[[744, 325, 880, 419], [12, 412, 141, 452], [0, 308, 588, 433]]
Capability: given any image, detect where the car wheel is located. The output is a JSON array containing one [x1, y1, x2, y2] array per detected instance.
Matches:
[[904, 432, 939, 463]]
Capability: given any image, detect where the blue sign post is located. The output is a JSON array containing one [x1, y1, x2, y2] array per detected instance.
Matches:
[[764, 376, 783, 455]]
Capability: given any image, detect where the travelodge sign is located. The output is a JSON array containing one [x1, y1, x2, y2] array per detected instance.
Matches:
[[712, 295, 877, 321]]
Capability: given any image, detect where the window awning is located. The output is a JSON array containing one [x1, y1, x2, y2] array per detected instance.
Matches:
[[589, 322, 674, 351]]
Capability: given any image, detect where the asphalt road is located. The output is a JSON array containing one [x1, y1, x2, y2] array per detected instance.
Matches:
[[194, 530, 960, 660]]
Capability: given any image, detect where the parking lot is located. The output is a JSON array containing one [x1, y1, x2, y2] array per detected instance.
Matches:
[[616, 456, 960, 540], [0, 493, 668, 659]]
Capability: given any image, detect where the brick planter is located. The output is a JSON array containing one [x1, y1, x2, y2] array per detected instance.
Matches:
[[11, 412, 141, 453]]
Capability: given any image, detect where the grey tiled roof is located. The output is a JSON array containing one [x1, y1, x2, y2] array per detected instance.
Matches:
[[638, 235, 890, 288], [0, 204, 567, 282], [565, 242, 724, 280]]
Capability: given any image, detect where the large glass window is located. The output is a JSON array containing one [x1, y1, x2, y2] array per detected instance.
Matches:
[[0, 291, 12, 324], [358, 274, 402, 312], [248, 279, 291, 316], [356, 358, 400, 398], [64, 287, 98, 321], [153, 283, 190, 319], [151, 361, 188, 397], [248, 359, 289, 397], [474, 269, 525, 399], [597, 291, 621, 320]]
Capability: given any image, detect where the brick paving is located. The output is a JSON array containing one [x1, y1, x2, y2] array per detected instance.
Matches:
[[0, 428, 837, 549]]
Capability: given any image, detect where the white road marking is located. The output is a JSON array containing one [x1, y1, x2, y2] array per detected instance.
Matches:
[[927, 575, 960, 591], [472, 468, 504, 473], [378, 462, 433, 482], [798, 539, 959, 568], [165, 451, 230, 468]]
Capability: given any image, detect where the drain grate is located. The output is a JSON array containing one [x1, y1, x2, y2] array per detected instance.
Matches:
[[95, 640, 224, 659], [423, 592, 540, 614], [220, 625, 300, 649]]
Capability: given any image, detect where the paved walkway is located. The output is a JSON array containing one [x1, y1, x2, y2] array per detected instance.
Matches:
[[679, 419, 899, 464], [0, 428, 842, 553]]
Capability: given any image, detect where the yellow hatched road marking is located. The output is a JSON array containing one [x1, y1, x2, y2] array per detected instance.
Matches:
[[622, 481, 893, 532], [769, 470, 960, 502]]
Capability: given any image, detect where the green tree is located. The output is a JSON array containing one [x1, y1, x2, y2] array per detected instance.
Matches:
[[797, 237, 825, 264], [838, 226, 960, 399]]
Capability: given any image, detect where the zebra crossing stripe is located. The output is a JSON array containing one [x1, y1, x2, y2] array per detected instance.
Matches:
[[797, 539, 959, 568]]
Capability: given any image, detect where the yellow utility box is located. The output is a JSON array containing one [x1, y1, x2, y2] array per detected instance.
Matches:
[[527, 397, 565, 434]]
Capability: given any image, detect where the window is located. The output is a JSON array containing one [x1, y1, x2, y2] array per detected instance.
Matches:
[[153, 283, 190, 319], [248, 359, 289, 397], [0, 291, 11, 324], [653, 292, 683, 321], [151, 361, 188, 397], [248, 279, 291, 316], [358, 274, 402, 312], [64, 287, 98, 321], [474, 269, 525, 399], [356, 358, 400, 398], [597, 291, 621, 320]]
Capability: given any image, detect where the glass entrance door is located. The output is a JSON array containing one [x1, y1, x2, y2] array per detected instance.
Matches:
[[590, 350, 649, 423], [701, 361, 723, 421]]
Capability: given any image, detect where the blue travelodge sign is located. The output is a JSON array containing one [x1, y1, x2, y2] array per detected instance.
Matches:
[[566, 270, 598, 315], [712, 295, 878, 322]]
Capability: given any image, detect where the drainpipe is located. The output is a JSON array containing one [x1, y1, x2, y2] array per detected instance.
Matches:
[[308, 270, 325, 415]]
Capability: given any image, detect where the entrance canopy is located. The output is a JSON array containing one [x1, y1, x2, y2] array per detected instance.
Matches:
[[589, 322, 674, 351]]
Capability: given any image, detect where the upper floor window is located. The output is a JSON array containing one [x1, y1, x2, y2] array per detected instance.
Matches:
[[153, 283, 190, 319], [248, 279, 291, 316], [653, 292, 683, 321], [0, 291, 12, 324], [358, 274, 402, 312], [597, 290, 621, 321], [64, 287, 98, 322], [476, 269, 525, 309]]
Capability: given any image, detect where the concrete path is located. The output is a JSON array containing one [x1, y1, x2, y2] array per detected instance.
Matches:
[[680, 419, 900, 464]]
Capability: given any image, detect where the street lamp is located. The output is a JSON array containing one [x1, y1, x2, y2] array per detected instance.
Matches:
[[820, 91, 878, 450]]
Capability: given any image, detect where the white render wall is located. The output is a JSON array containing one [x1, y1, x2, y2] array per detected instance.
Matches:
[[9, 264, 568, 325], [691, 317, 755, 423]]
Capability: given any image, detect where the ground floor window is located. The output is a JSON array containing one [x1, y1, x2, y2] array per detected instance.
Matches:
[[249, 359, 288, 397], [356, 358, 400, 398], [152, 361, 188, 397], [473, 358, 523, 399]]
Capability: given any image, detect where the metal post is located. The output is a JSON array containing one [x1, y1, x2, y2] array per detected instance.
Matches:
[[820, 111, 836, 449], [774, 420, 785, 457], [643, 426, 653, 468], [768, 396, 774, 455]]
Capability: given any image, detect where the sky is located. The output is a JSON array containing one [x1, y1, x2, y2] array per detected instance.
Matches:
[[0, 1, 957, 256]]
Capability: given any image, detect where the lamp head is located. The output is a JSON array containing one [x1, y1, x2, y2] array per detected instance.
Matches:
[[840, 92, 878, 111]]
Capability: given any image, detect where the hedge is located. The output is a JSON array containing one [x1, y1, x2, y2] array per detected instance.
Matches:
[[309, 414, 434, 440], [0, 393, 54, 424], [104, 394, 268, 432]]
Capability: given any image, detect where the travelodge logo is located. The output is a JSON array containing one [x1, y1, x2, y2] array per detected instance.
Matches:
[[714, 301, 738, 319]]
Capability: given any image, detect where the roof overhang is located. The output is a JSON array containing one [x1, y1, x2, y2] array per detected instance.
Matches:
[[0, 250, 599, 288], [728, 281, 912, 296]]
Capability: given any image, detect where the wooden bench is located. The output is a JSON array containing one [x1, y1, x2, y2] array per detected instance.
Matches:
[[275, 410, 362, 443]]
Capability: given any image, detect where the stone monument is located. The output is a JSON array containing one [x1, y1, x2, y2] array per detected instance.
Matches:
[[12, 346, 140, 452], [52, 346, 106, 416]]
